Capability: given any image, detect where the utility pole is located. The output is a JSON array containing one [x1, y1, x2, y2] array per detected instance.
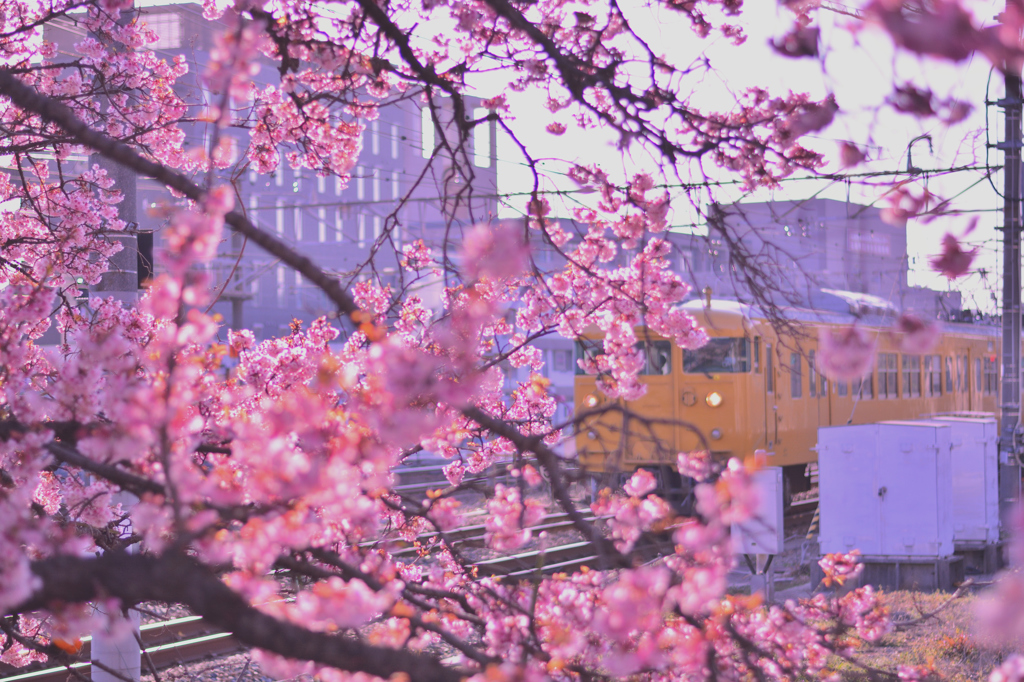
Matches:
[[998, 30, 1023, 515]]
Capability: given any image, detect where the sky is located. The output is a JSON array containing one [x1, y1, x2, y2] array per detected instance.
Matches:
[[134, 0, 1010, 311], [490, 0, 1009, 312]]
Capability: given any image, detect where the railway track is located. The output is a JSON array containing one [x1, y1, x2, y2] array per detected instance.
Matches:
[[2, 495, 818, 682]]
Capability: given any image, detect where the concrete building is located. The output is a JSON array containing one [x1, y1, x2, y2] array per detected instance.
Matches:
[[46, 4, 498, 337], [674, 198, 960, 319]]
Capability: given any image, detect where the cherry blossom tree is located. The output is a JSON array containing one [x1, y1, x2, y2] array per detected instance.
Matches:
[[0, 0, 1017, 681]]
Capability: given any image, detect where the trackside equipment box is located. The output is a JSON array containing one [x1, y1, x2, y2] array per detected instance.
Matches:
[[732, 466, 784, 555], [929, 416, 999, 544], [818, 421, 953, 558]]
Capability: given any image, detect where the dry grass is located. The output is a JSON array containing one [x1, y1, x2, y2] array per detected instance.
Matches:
[[829, 589, 1014, 681]]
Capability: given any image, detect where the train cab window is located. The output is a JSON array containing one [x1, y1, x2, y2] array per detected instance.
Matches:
[[878, 353, 898, 398], [926, 355, 942, 396], [640, 340, 672, 375], [683, 338, 750, 374], [946, 357, 953, 393], [766, 343, 774, 393], [574, 341, 601, 375], [789, 352, 802, 398], [808, 350, 817, 397], [901, 355, 921, 398]]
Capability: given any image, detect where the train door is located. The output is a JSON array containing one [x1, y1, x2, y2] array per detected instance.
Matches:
[[764, 340, 778, 450], [621, 340, 677, 472], [808, 347, 831, 435]]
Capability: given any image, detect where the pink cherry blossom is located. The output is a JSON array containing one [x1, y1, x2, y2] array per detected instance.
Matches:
[[817, 325, 878, 381], [931, 233, 977, 279], [890, 313, 941, 354]]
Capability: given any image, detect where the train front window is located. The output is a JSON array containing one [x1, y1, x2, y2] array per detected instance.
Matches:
[[683, 338, 750, 374], [640, 340, 672, 375]]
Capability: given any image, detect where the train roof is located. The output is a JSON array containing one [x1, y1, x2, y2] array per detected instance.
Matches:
[[681, 291, 1002, 339]]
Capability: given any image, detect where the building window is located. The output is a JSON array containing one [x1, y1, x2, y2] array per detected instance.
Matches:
[[789, 352, 802, 399], [358, 213, 366, 248], [373, 215, 382, 240], [808, 350, 816, 397], [878, 353, 898, 398], [335, 175, 343, 195], [146, 13, 182, 50], [294, 206, 302, 241], [318, 207, 326, 242], [275, 164, 284, 187], [275, 199, 284, 236], [276, 266, 285, 307], [371, 119, 379, 155], [421, 107, 434, 159], [901, 355, 921, 397], [391, 124, 399, 159], [392, 170, 400, 200], [356, 166, 365, 200], [317, 175, 325, 194], [473, 107, 491, 168], [373, 168, 380, 202], [553, 349, 572, 372]]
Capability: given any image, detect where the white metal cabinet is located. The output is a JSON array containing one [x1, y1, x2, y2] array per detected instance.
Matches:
[[818, 421, 953, 557], [930, 416, 999, 543], [733, 466, 784, 555]]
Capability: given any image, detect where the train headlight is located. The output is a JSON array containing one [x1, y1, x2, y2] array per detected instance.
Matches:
[[705, 391, 724, 408], [584, 394, 598, 408], [710, 428, 723, 440]]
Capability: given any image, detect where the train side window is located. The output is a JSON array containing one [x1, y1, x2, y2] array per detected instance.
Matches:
[[766, 343, 773, 393], [790, 352, 802, 399], [754, 338, 761, 373], [878, 353, 898, 398], [984, 357, 998, 394], [808, 350, 816, 397], [820, 371, 827, 396], [956, 356, 963, 392], [853, 374, 873, 399], [901, 355, 921, 398], [836, 380, 848, 396], [975, 358, 982, 391], [925, 355, 941, 396], [946, 357, 953, 393]]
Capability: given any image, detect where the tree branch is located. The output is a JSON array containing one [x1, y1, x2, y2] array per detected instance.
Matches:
[[15, 552, 465, 682], [0, 69, 361, 320], [460, 405, 631, 570]]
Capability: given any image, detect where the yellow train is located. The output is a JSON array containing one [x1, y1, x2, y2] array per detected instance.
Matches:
[[573, 292, 1003, 499]]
